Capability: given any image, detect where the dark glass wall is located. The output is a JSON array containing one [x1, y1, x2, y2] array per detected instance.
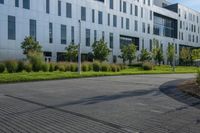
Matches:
[[153, 13, 178, 39]]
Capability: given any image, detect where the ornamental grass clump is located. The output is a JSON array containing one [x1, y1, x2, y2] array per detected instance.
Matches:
[[17, 61, 25, 72], [110, 64, 118, 72], [0, 63, 5, 73], [5, 60, 18, 73], [82, 63, 89, 72], [196, 70, 200, 87], [93, 61, 101, 72], [27, 52, 44, 72], [142, 62, 154, 70], [41, 63, 49, 72], [49, 62, 56, 72], [70, 63, 78, 72], [24, 62, 32, 72], [101, 63, 110, 72]]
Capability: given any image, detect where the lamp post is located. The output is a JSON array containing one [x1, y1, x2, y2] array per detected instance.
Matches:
[[172, 40, 176, 72], [78, 20, 82, 74]]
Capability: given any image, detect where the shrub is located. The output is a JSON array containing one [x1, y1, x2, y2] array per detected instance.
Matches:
[[56, 63, 65, 72], [24, 62, 32, 72], [28, 52, 44, 72], [116, 65, 121, 72], [101, 63, 110, 72], [82, 63, 89, 72], [119, 64, 127, 70], [17, 61, 25, 72], [5, 60, 18, 73], [41, 63, 49, 72], [88, 62, 93, 71], [65, 63, 71, 72], [93, 61, 101, 72], [110, 64, 117, 72], [129, 63, 143, 67], [142, 62, 153, 70], [49, 63, 56, 72], [70, 63, 78, 72], [0, 63, 5, 73]]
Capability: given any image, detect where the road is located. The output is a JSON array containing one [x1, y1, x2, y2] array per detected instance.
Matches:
[[0, 74, 200, 133]]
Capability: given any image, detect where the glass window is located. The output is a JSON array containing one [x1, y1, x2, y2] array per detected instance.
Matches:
[[0, 0, 4, 4], [142, 22, 145, 33], [94, 30, 97, 42], [8, 16, 16, 40], [135, 5, 138, 16], [66, 3, 72, 18], [81, 7, 86, 21], [15, 0, 19, 7], [58, 0, 61, 16], [23, 0, 30, 9], [149, 39, 152, 51], [126, 18, 129, 30], [113, 15, 117, 27], [30, 19, 37, 40], [109, 0, 113, 9], [148, 24, 150, 34], [109, 33, 113, 49], [49, 22, 53, 43], [150, 10, 152, 20], [130, 4, 133, 15], [134, 20, 138, 31], [120, 0, 122, 12], [108, 13, 110, 26], [71, 26, 74, 43], [46, 0, 50, 13], [61, 25, 67, 44], [102, 31, 105, 40], [98, 11, 103, 24], [148, 0, 151, 6], [120, 35, 139, 50], [86, 29, 90, 46], [121, 17, 124, 28], [123, 1, 126, 13], [153, 13, 177, 38], [141, 7, 143, 18], [92, 9, 95, 23]]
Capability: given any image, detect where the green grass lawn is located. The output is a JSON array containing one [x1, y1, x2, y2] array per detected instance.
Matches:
[[0, 66, 198, 84]]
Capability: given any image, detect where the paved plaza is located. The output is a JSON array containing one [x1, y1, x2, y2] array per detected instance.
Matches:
[[0, 74, 200, 133]]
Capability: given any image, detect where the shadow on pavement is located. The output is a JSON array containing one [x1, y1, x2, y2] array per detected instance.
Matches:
[[56, 89, 158, 106], [159, 79, 200, 110]]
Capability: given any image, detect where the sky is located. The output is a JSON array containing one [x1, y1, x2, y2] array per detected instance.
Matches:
[[168, 0, 200, 12]]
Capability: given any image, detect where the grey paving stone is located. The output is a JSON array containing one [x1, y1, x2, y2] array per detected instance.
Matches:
[[0, 74, 199, 133]]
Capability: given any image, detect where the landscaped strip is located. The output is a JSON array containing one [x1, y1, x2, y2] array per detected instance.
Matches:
[[0, 66, 198, 84]]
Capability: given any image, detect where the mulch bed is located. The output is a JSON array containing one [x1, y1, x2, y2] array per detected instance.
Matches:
[[178, 79, 200, 98]]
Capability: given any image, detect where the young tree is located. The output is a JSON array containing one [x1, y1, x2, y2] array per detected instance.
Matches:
[[152, 39, 164, 65], [157, 48, 164, 65], [119, 45, 128, 64], [191, 49, 200, 61], [119, 46, 128, 64], [127, 44, 137, 65], [21, 36, 42, 56], [152, 38, 161, 65], [167, 43, 175, 66], [179, 47, 191, 65], [65, 43, 78, 62], [140, 48, 152, 62], [92, 39, 110, 62], [119, 44, 137, 65]]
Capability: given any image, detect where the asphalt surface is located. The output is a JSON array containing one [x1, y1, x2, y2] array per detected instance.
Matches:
[[0, 74, 200, 133]]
